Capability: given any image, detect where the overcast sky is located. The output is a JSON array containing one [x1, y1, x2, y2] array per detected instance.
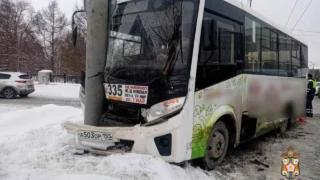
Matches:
[[30, 0, 320, 67], [29, 0, 82, 20]]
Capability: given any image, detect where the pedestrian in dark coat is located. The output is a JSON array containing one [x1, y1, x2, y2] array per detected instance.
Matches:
[[307, 74, 315, 117]]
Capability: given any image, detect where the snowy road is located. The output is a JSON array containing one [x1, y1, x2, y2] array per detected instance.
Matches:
[[1, 105, 319, 180], [0, 96, 81, 108], [215, 116, 320, 180], [0, 83, 81, 114], [312, 96, 320, 113], [1, 83, 320, 180]]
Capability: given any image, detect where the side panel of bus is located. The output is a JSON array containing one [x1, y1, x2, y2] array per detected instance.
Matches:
[[191, 73, 306, 159], [191, 75, 244, 159], [246, 74, 306, 137], [190, 0, 308, 160]]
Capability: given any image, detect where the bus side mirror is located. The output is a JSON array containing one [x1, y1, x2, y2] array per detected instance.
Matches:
[[72, 26, 78, 48], [202, 19, 217, 51], [71, 9, 85, 48]]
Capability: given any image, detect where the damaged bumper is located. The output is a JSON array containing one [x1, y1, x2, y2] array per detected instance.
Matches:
[[61, 109, 190, 163]]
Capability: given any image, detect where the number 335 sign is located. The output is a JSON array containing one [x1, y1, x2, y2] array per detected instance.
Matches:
[[104, 83, 149, 105], [107, 84, 123, 96]]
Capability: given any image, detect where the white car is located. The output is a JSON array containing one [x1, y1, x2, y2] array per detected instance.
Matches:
[[316, 82, 320, 96], [0, 72, 35, 99]]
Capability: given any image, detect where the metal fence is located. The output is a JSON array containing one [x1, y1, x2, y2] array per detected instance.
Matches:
[[31, 74, 80, 84]]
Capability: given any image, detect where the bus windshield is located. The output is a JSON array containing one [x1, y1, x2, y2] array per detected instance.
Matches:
[[105, 0, 197, 84]]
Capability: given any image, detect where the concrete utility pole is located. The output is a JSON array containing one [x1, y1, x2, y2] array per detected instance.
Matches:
[[84, 0, 109, 126]]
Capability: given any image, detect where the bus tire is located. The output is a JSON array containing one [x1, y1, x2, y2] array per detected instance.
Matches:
[[200, 121, 229, 170], [278, 119, 288, 133]]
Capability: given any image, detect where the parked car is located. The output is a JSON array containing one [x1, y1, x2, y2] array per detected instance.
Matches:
[[0, 72, 35, 99], [316, 82, 320, 96]]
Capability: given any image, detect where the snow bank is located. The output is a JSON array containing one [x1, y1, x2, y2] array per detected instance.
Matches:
[[0, 105, 221, 180], [30, 83, 80, 100], [0, 104, 81, 136]]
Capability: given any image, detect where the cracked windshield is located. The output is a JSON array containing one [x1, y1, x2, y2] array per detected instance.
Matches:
[[105, 0, 195, 83]]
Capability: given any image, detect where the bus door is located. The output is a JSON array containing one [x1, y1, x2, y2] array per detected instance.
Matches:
[[195, 12, 243, 90]]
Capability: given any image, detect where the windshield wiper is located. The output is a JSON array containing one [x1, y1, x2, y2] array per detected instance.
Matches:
[[164, 31, 183, 77], [163, 14, 183, 77]]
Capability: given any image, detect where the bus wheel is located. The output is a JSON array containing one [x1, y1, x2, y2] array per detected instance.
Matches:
[[201, 121, 229, 170], [278, 119, 288, 133]]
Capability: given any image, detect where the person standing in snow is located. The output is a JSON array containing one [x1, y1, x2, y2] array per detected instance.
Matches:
[[307, 73, 315, 117]]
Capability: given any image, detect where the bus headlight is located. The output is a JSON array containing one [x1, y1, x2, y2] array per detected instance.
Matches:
[[146, 97, 186, 122]]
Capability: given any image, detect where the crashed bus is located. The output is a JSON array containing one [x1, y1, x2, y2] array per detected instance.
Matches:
[[63, 0, 308, 170]]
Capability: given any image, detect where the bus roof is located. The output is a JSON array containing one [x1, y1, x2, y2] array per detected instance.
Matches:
[[224, 0, 308, 46]]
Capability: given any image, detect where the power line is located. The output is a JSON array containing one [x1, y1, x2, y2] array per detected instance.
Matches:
[[285, 0, 299, 28], [295, 34, 320, 36], [291, 0, 313, 32], [285, 28, 320, 34]]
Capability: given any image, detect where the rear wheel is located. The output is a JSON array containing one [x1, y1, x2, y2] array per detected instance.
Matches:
[[200, 121, 229, 170], [3, 87, 16, 99]]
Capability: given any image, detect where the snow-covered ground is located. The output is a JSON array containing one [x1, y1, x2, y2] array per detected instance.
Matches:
[[0, 105, 228, 180], [1, 82, 319, 180], [0, 83, 225, 180], [29, 82, 80, 100]]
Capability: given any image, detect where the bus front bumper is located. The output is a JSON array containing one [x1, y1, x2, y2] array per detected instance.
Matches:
[[61, 110, 189, 163]]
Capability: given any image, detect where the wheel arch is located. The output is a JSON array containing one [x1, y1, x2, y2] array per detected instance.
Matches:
[[191, 105, 237, 159], [1, 86, 18, 94], [217, 114, 237, 146]]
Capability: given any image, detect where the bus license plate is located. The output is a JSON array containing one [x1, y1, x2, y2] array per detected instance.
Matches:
[[78, 130, 113, 142]]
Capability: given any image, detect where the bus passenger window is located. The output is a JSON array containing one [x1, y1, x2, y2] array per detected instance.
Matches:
[[261, 28, 278, 75], [301, 45, 308, 68], [292, 40, 302, 77], [244, 17, 261, 73], [279, 34, 291, 77]]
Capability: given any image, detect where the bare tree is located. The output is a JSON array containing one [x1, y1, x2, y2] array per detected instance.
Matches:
[[0, 0, 46, 73], [55, 4, 87, 75], [57, 31, 86, 75], [34, 0, 67, 73]]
